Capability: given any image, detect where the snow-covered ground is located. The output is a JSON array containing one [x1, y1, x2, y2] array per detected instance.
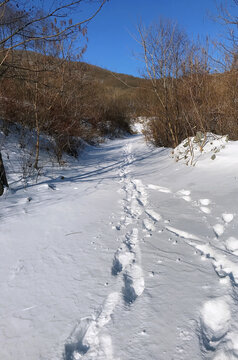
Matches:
[[1, 131, 238, 359]]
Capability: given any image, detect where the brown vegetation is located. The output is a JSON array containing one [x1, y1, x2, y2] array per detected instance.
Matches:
[[0, 50, 135, 164], [0, 0, 137, 180], [136, 14, 238, 148]]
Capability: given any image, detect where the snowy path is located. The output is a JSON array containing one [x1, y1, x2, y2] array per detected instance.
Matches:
[[1, 134, 238, 359]]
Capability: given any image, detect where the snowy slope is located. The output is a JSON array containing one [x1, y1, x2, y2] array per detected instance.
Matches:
[[1, 133, 238, 360]]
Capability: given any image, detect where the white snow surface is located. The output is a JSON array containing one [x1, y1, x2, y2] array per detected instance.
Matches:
[[1, 131, 238, 359], [201, 297, 231, 339]]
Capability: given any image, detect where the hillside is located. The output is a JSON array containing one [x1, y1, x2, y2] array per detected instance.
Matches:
[[77, 61, 146, 88], [0, 49, 146, 166], [1, 49, 147, 98]]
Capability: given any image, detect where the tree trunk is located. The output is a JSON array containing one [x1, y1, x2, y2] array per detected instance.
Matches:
[[34, 108, 40, 170], [0, 151, 8, 196]]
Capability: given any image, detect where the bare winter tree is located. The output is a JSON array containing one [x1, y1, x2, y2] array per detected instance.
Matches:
[[214, 0, 238, 70], [0, 151, 8, 195], [137, 18, 192, 147], [136, 18, 214, 148], [0, 1, 107, 50]]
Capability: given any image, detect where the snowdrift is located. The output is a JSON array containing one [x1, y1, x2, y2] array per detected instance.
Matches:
[[172, 132, 229, 166]]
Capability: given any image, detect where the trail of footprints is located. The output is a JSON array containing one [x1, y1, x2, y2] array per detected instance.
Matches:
[[113, 143, 149, 305], [63, 143, 150, 359], [63, 142, 237, 359], [112, 228, 145, 304]]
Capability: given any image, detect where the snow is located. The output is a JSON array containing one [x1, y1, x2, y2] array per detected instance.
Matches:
[[142, 218, 155, 232], [148, 184, 171, 193], [145, 208, 162, 222], [226, 237, 238, 253], [65, 292, 120, 360], [2, 129, 238, 359], [200, 206, 211, 214], [213, 224, 225, 237], [200, 199, 211, 206], [222, 213, 234, 224], [200, 297, 231, 347], [131, 117, 146, 134], [172, 132, 229, 166], [166, 225, 201, 241]]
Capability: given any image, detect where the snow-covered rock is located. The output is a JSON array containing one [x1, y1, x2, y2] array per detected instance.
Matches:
[[172, 132, 229, 166]]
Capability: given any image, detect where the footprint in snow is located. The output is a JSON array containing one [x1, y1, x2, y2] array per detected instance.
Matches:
[[200, 296, 231, 351], [200, 206, 211, 214], [112, 228, 139, 275], [200, 199, 211, 206], [133, 179, 148, 206], [111, 243, 135, 276], [181, 195, 192, 202], [200, 297, 238, 359], [147, 184, 171, 194], [177, 189, 191, 202], [123, 263, 145, 304], [225, 237, 238, 255], [125, 198, 143, 219], [143, 218, 155, 232], [213, 224, 225, 238], [64, 292, 119, 360], [222, 213, 234, 224], [199, 199, 211, 214], [112, 228, 145, 305]]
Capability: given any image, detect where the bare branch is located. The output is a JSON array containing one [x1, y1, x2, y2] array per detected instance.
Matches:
[[0, 0, 107, 50]]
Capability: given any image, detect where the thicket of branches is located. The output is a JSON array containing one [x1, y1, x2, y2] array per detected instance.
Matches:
[[0, 49, 132, 164], [136, 2, 238, 148]]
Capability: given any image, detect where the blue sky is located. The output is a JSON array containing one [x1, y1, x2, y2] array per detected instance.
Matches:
[[79, 0, 234, 76]]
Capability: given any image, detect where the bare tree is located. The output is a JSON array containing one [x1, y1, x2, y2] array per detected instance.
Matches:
[[0, 1, 107, 51], [0, 150, 8, 195], [213, 1, 238, 70], [136, 18, 216, 149], [137, 18, 191, 147]]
